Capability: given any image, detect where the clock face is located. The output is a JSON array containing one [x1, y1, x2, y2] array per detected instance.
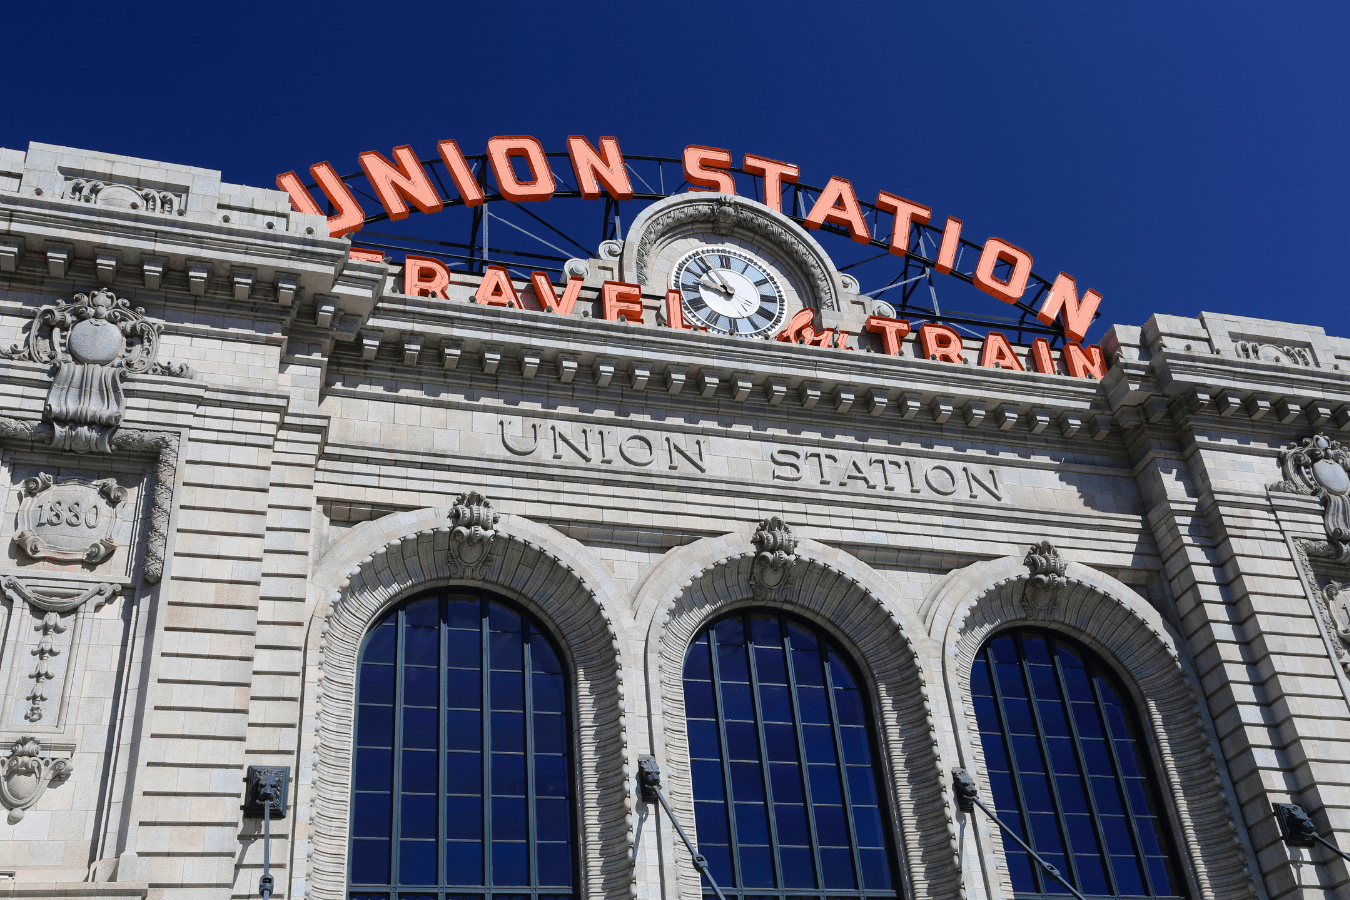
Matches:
[[672, 246, 788, 338]]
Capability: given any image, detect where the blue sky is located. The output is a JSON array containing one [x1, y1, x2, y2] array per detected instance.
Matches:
[[2, 1, 1346, 342]]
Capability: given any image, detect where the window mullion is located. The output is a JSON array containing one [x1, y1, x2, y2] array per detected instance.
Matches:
[[983, 639, 1045, 895], [481, 594, 493, 893], [1047, 633, 1119, 896], [1018, 632, 1083, 893], [1085, 654, 1158, 897], [524, 620, 539, 897], [707, 620, 743, 895], [393, 606, 406, 893], [817, 628, 866, 891], [782, 618, 825, 895], [744, 615, 787, 894], [438, 591, 448, 891]]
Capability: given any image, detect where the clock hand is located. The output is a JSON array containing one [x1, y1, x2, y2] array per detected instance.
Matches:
[[704, 265, 734, 293], [699, 272, 734, 295]]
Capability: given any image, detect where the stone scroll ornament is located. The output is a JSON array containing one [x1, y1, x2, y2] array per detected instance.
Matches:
[[0, 288, 191, 453], [446, 492, 500, 578], [1318, 582, 1350, 674], [749, 517, 798, 600], [1270, 434, 1350, 563], [1022, 541, 1068, 617], [0, 737, 72, 823]]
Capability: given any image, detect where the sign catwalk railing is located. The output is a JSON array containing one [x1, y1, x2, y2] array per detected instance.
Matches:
[[278, 137, 1104, 346], [952, 768, 1089, 900]]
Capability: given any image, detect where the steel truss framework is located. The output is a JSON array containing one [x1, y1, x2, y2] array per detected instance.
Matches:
[[307, 152, 1093, 345]]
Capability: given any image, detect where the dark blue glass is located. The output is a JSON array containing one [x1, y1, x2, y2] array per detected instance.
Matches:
[[972, 629, 1186, 898], [361, 664, 395, 705], [351, 590, 576, 896], [684, 610, 899, 900], [351, 839, 391, 884], [403, 708, 437, 749]]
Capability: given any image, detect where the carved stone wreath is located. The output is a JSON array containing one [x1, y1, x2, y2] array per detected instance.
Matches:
[[1270, 433, 1350, 562], [0, 288, 191, 453], [622, 194, 841, 311]]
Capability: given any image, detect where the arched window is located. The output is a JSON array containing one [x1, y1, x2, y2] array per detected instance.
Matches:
[[349, 588, 576, 900], [682, 610, 901, 900], [971, 629, 1186, 898]]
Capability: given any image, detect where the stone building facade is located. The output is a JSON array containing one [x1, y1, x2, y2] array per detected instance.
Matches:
[[0, 141, 1348, 900]]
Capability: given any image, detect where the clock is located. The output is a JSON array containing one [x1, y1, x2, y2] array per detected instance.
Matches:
[[672, 246, 788, 338]]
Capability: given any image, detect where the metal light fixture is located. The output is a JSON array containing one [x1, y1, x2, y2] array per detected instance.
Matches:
[[243, 765, 290, 900]]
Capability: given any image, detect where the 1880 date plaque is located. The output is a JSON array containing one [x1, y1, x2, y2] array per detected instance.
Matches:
[[12, 473, 127, 564]]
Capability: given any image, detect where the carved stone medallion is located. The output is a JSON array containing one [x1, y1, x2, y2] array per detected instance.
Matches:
[[0, 288, 191, 453], [446, 492, 500, 578], [12, 473, 127, 564], [0, 737, 72, 823], [750, 517, 798, 600], [1022, 541, 1068, 617], [1271, 434, 1350, 562]]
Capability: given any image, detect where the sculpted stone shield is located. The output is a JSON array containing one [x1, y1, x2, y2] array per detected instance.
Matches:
[[13, 473, 127, 564]]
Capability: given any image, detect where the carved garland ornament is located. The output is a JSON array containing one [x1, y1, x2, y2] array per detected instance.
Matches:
[[1270, 433, 1350, 562], [0, 737, 72, 824], [0, 288, 191, 453], [631, 196, 840, 311]]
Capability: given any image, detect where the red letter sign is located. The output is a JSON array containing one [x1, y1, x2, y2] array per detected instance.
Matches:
[[359, 145, 443, 221], [918, 323, 964, 362], [1036, 272, 1102, 344], [567, 136, 633, 201], [530, 272, 584, 315], [874, 192, 931, 257], [683, 146, 736, 193], [865, 316, 912, 355], [475, 266, 523, 307], [601, 281, 644, 322], [437, 139, 485, 207], [973, 238, 1033, 305], [978, 332, 1025, 370], [804, 177, 871, 244], [742, 154, 799, 213], [487, 136, 556, 203], [404, 256, 451, 298]]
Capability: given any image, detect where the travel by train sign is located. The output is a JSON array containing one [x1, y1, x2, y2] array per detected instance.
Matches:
[[278, 136, 1108, 376]]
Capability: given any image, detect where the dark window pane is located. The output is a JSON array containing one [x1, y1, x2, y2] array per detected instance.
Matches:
[[1111, 855, 1146, 895], [759, 684, 792, 722], [764, 723, 797, 762], [731, 761, 765, 802], [445, 596, 479, 629], [535, 755, 569, 797], [770, 763, 803, 803], [685, 680, 716, 719], [533, 673, 566, 713], [445, 752, 481, 794], [492, 796, 527, 842], [735, 802, 770, 845], [446, 668, 481, 706], [534, 713, 566, 755], [840, 727, 871, 766], [814, 804, 847, 845], [360, 665, 395, 705], [488, 604, 521, 634], [446, 710, 482, 752], [685, 637, 711, 680], [696, 801, 731, 845], [1148, 855, 1180, 895], [354, 793, 392, 838], [402, 708, 437, 749], [717, 640, 750, 684], [492, 754, 526, 795], [847, 767, 878, 806], [827, 653, 857, 690], [351, 838, 391, 885], [781, 845, 816, 888], [492, 841, 528, 885], [739, 845, 775, 888], [809, 766, 842, 805], [797, 686, 829, 724], [792, 650, 824, 686], [692, 760, 726, 800], [404, 666, 438, 708], [852, 805, 884, 847], [359, 706, 394, 748], [860, 847, 892, 889], [400, 840, 436, 885], [491, 711, 524, 752], [755, 646, 788, 685], [973, 695, 1001, 732], [1000, 695, 1034, 734], [446, 839, 483, 883], [1056, 775, 1089, 814], [404, 626, 439, 667], [833, 688, 864, 726], [445, 796, 481, 840], [703, 844, 733, 886], [819, 847, 856, 888], [490, 630, 523, 670], [721, 682, 754, 720], [1075, 852, 1110, 894], [364, 622, 397, 663], [402, 750, 437, 794], [1006, 850, 1036, 893], [490, 672, 523, 711], [726, 721, 760, 761], [803, 725, 836, 764], [688, 719, 721, 759], [355, 748, 393, 792], [401, 793, 437, 840], [775, 803, 810, 845], [1037, 699, 1070, 737], [537, 842, 573, 886], [446, 630, 481, 667], [537, 797, 571, 842]]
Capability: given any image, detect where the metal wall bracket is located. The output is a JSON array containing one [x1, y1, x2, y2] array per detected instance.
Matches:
[[243, 765, 290, 819]]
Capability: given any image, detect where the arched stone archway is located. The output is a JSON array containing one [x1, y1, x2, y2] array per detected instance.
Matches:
[[634, 531, 960, 900], [295, 505, 636, 900], [926, 554, 1262, 900]]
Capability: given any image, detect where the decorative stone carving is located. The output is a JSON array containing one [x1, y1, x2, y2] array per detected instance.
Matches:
[[0, 737, 72, 823], [446, 492, 500, 577], [64, 178, 185, 216], [1022, 540, 1068, 616], [749, 517, 797, 600], [0, 288, 191, 453], [1234, 340, 1313, 366], [1317, 581, 1350, 674], [1271, 434, 1350, 562], [627, 195, 841, 311], [13, 473, 127, 564], [1, 578, 118, 724]]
